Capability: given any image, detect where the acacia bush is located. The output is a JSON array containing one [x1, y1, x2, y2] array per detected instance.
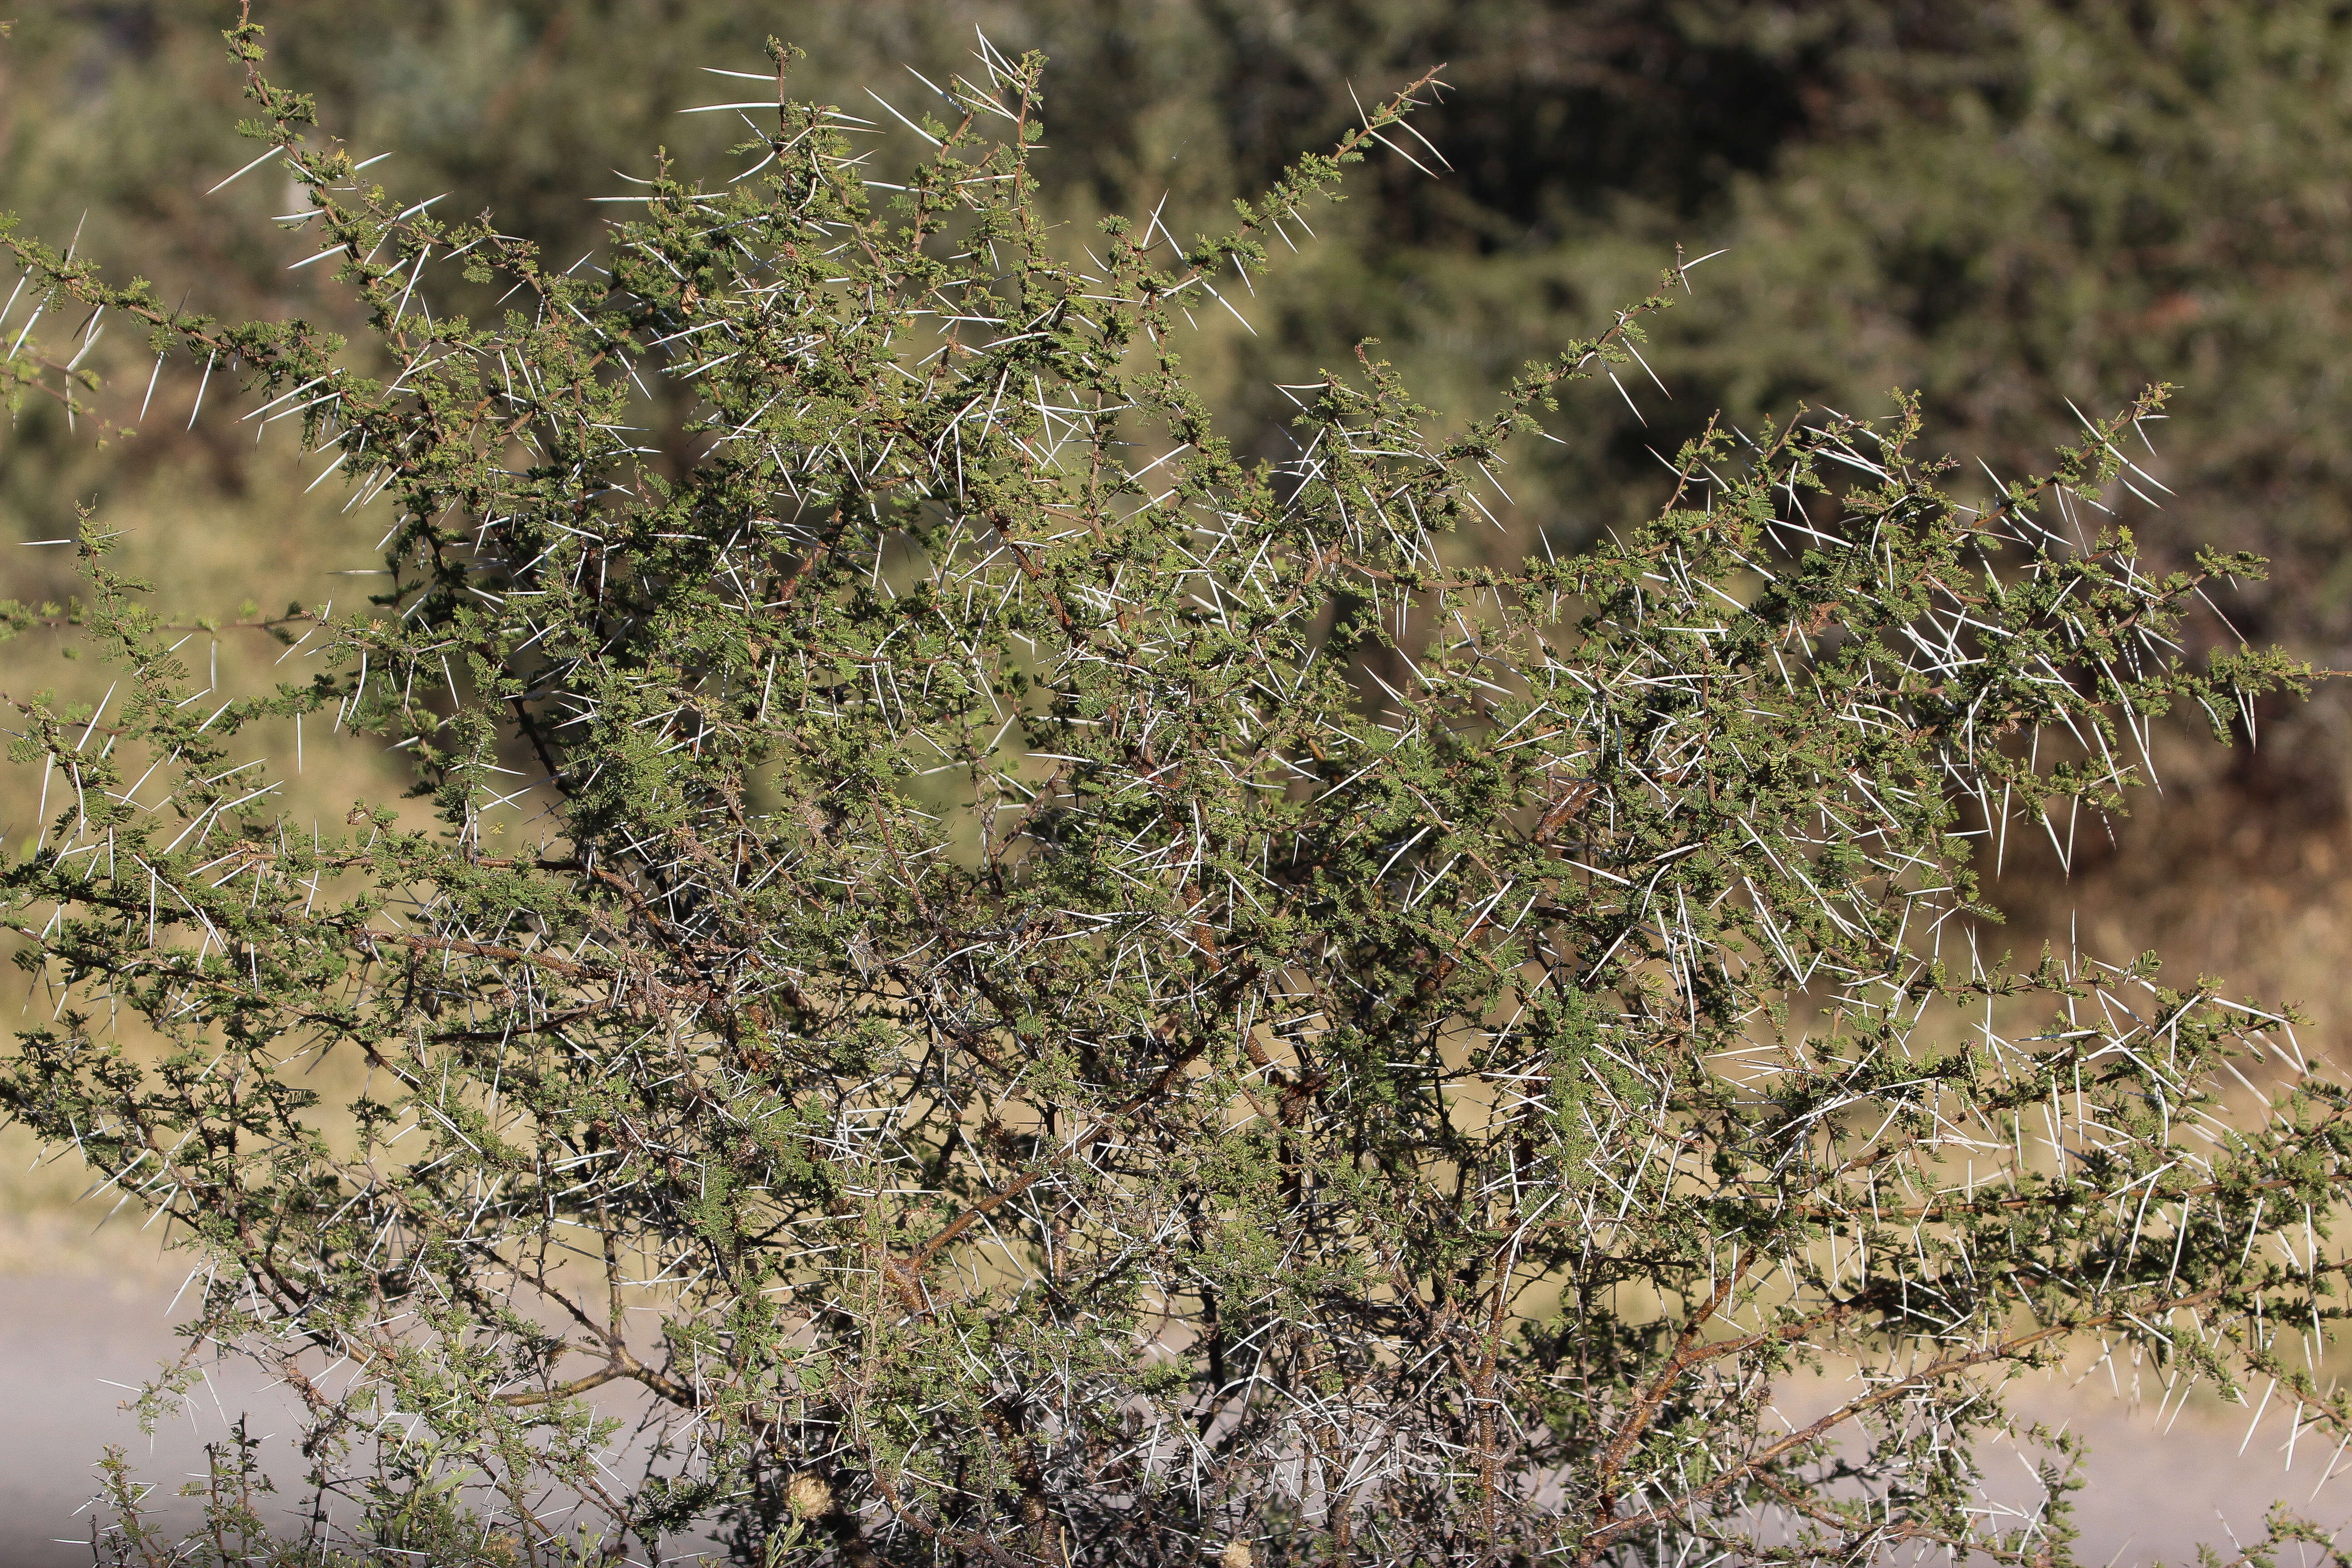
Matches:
[[5, 10, 2352, 1566]]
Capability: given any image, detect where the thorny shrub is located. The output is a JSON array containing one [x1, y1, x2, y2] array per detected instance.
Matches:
[[1, 9, 2349, 1566]]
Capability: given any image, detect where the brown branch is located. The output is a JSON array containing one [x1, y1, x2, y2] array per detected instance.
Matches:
[[1581, 1249, 1762, 1539]]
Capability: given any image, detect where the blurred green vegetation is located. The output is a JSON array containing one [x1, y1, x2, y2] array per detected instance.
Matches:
[[6, 0, 2352, 1044]]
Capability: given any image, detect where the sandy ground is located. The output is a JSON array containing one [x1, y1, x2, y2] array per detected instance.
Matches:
[[0, 1269, 269, 1566], [4, 1238, 2350, 1566]]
